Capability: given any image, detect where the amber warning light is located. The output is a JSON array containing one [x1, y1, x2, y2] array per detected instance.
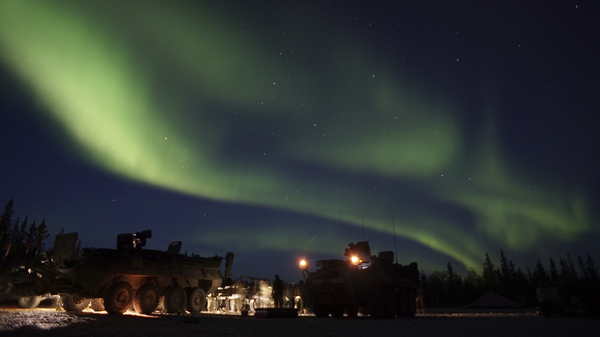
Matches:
[[299, 259, 307, 269]]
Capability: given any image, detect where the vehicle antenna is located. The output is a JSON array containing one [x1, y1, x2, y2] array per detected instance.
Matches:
[[390, 205, 398, 264], [362, 216, 365, 241]]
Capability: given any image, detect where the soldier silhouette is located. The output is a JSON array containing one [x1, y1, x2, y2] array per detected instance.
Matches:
[[272, 274, 284, 308]]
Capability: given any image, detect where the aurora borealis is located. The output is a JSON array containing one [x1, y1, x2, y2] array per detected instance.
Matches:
[[1, 1, 598, 280]]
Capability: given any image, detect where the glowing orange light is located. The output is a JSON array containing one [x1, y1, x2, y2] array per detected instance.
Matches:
[[351, 256, 360, 265], [299, 259, 307, 269]]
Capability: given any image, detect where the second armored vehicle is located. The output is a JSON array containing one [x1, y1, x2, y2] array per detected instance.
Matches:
[[300, 241, 419, 318]]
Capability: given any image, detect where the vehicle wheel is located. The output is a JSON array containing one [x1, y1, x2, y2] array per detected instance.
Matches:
[[330, 305, 345, 318], [368, 288, 386, 318], [384, 288, 397, 318], [62, 294, 91, 312], [358, 305, 369, 316], [539, 301, 553, 317], [345, 303, 359, 317], [133, 284, 161, 314], [187, 287, 206, 314], [406, 289, 417, 317], [396, 289, 407, 317], [91, 298, 105, 311], [48, 295, 60, 309], [18, 296, 42, 309], [104, 281, 133, 314], [162, 286, 187, 313], [313, 304, 329, 317]]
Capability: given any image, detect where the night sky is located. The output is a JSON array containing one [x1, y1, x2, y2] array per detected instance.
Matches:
[[1, 1, 599, 282]]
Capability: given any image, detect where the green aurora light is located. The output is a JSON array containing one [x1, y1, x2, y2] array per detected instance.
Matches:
[[0, 1, 592, 272]]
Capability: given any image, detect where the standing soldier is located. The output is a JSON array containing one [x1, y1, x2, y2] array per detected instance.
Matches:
[[416, 287, 425, 314], [294, 281, 305, 313], [272, 274, 284, 308]]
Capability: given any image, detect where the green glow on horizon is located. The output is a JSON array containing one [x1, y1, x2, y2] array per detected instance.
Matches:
[[0, 1, 593, 272], [434, 116, 590, 250]]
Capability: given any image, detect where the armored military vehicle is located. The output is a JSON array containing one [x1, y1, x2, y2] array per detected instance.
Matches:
[[300, 241, 419, 318], [3, 230, 234, 315]]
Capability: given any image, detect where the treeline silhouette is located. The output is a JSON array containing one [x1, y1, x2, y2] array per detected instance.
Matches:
[[420, 249, 600, 316], [3, 198, 599, 315], [0, 199, 51, 268]]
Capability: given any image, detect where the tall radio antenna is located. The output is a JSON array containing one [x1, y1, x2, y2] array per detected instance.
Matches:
[[390, 205, 398, 264], [362, 216, 365, 241]]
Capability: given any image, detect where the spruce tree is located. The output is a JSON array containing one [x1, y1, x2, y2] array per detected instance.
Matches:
[[566, 253, 578, 281], [526, 267, 534, 283], [499, 250, 511, 297], [514, 266, 529, 301], [26, 220, 37, 249], [482, 253, 498, 291], [585, 253, 598, 284], [34, 219, 50, 252], [534, 259, 550, 286], [509, 260, 517, 279], [466, 267, 480, 288], [464, 267, 480, 302], [446, 262, 458, 306], [0, 199, 14, 248], [9, 216, 21, 247], [446, 262, 456, 283], [499, 250, 510, 279], [549, 257, 559, 283], [12, 216, 28, 247], [559, 257, 577, 284], [578, 255, 589, 282]]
